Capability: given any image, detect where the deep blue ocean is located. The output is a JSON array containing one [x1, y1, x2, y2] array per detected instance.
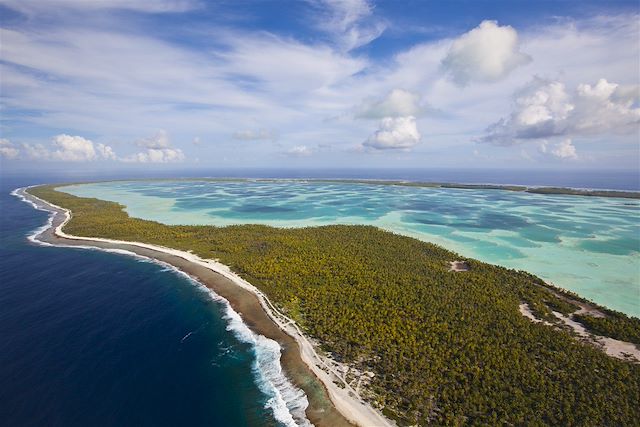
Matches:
[[1, 168, 638, 427], [0, 175, 284, 427]]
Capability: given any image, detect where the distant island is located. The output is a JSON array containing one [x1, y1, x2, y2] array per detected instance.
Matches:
[[58, 177, 640, 199], [310, 179, 640, 199], [20, 183, 640, 426]]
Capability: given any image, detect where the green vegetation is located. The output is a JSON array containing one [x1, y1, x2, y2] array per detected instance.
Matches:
[[574, 312, 640, 345], [311, 179, 639, 198], [29, 185, 640, 426], [525, 187, 640, 199], [440, 183, 527, 191]]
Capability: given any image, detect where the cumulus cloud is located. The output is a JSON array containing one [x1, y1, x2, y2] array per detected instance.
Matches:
[[573, 79, 640, 134], [357, 91, 429, 151], [50, 134, 102, 161], [441, 20, 531, 86], [0, 138, 20, 159], [356, 89, 422, 119], [232, 129, 274, 141], [539, 139, 578, 160], [552, 139, 578, 159], [20, 134, 117, 162], [363, 116, 421, 150], [481, 78, 640, 145], [314, 0, 386, 51], [121, 148, 185, 163], [96, 143, 117, 160], [124, 130, 185, 163], [7, 130, 184, 164]]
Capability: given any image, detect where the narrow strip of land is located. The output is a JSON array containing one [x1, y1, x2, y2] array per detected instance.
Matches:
[[18, 188, 393, 427]]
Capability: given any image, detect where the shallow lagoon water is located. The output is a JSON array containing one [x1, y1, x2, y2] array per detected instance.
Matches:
[[63, 180, 640, 317]]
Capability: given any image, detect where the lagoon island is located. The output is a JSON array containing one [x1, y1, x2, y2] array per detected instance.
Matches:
[[19, 180, 640, 426]]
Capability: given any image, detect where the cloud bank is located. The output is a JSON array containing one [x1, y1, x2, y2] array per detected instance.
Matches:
[[22, 134, 117, 162], [121, 148, 185, 163], [4, 131, 185, 163]]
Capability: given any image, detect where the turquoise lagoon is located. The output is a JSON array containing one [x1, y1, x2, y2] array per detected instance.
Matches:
[[62, 180, 640, 317]]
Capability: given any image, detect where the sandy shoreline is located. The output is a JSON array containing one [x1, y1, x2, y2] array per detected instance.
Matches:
[[17, 187, 393, 427], [518, 302, 640, 363]]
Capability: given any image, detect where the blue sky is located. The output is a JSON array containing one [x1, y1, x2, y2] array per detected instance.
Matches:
[[0, 0, 638, 172]]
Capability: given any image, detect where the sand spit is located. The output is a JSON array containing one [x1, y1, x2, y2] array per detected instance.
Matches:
[[518, 303, 639, 363], [17, 187, 393, 427]]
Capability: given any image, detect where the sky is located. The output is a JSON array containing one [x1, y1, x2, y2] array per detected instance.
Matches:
[[0, 0, 639, 173]]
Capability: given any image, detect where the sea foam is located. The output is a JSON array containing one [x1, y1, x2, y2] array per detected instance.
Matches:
[[13, 187, 313, 427], [149, 261, 312, 427], [13, 187, 57, 246], [218, 293, 311, 427], [152, 263, 312, 427]]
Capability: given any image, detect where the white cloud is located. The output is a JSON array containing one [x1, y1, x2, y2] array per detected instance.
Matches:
[[218, 34, 367, 97], [573, 79, 640, 135], [19, 134, 117, 161], [363, 116, 421, 150], [356, 89, 422, 119], [13, 132, 180, 163], [232, 129, 274, 140], [23, 143, 51, 160], [286, 145, 313, 156], [481, 78, 640, 145], [124, 130, 185, 163], [313, 0, 386, 51], [441, 20, 531, 85], [122, 148, 185, 163], [96, 143, 117, 160], [551, 139, 578, 159], [51, 134, 100, 161], [136, 129, 171, 149], [539, 139, 578, 160], [0, 138, 20, 159]]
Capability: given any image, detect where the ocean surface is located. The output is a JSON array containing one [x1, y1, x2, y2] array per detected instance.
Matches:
[[0, 177, 304, 427], [63, 180, 640, 317]]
